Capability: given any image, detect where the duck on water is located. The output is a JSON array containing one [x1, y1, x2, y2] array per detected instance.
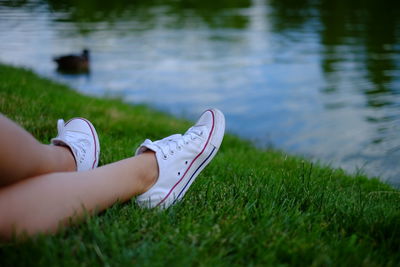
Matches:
[[53, 49, 90, 73]]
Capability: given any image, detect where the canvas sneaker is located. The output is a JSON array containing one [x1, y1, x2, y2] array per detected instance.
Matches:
[[51, 118, 100, 171], [135, 108, 225, 209]]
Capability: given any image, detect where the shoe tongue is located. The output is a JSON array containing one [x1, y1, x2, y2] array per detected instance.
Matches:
[[163, 134, 182, 141], [186, 125, 207, 137]]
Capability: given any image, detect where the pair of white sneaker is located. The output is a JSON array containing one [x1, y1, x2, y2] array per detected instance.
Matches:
[[51, 109, 225, 209]]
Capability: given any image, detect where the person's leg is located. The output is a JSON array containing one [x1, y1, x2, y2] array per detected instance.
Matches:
[[0, 114, 76, 186], [0, 108, 225, 240], [0, 151, 158, 239]]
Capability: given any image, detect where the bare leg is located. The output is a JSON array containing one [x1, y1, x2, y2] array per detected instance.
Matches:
[[0, 152, 158, 240], [0, 115, 76, 186]]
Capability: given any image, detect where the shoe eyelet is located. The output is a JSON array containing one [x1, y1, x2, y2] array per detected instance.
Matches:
[[177, 146, 182, 151], [200, 131, 203, 136], [185, 161, 188, 165], [163, 155, 168, 160], [170, 150, 174, 155], [185, 141, 189, 145], [178, 172, 181, 176]]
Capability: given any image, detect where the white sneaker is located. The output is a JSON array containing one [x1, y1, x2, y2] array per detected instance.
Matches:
[[135, 108, 225, 209], [51, 118, 100, 171]]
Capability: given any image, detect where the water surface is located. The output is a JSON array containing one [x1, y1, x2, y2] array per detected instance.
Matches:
[[1, 0, 400, 186]]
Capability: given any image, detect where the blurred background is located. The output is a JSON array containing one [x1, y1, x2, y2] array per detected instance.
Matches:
[[1, 0, 400, 186]]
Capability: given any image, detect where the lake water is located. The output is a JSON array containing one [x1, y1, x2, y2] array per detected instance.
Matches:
[[1, 0, 400, 186]]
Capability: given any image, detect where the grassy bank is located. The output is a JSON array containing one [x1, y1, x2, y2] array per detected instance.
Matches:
[[0, 63, 399, 266]]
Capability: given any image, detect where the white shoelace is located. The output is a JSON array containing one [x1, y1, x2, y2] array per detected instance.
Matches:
[[147, 125, 207, 160], [57, 119, 90, 163]]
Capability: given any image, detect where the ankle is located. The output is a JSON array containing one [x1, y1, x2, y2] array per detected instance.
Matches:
[[58, 145, 77, 171], [139, 151, 158, 193], [44, 145, 76, 172]]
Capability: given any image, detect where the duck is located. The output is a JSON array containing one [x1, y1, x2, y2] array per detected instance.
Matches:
[[53, 49, 90, 72]]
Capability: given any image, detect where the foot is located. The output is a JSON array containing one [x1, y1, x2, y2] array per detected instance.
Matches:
[[135, 108, 225, 209], [51, 118, 100, 171]]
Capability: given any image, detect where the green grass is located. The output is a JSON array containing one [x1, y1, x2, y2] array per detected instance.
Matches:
[[0, 63, 399, 266]]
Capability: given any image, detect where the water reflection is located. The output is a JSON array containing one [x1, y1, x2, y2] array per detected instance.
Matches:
[[0, 0, 400, 186], [44, 0, 251, 34]]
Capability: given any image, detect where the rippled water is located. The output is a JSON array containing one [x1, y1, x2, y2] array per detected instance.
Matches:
[[1, 0, 400, 186]]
